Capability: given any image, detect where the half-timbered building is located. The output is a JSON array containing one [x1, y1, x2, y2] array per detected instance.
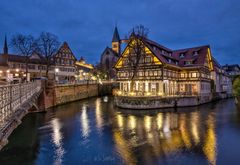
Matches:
[[114, 34, 232, 108], [53, 42, 77, 82]]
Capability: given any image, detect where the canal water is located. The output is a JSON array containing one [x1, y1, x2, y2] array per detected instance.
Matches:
[[0, 97, 240, 165]]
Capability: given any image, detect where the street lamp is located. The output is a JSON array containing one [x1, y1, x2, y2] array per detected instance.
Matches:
[[55, 68, 59, 83]]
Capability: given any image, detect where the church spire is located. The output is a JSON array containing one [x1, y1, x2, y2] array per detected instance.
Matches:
[[112, 26, 120, 42], [3, 35, 8, 54], [111, 27, 121, 55]]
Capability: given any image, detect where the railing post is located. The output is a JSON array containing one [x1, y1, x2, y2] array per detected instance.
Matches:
[[10, 85, 12, 115], [19, 83, 22, 104]]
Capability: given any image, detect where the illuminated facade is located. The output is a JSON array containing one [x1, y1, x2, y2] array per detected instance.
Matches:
[[114, 34, 232, 108], [53, 42, 77, 82], [75, 57, 94, 81]]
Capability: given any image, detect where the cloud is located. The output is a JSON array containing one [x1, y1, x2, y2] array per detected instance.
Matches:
[[0, 0, 240, 64]]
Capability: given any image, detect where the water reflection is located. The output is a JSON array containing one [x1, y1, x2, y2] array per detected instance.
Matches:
[[113, 109, 217, 165], [51, 118, 65, 165], [1, 97, 240, 165], [95, 98, 103, 133]]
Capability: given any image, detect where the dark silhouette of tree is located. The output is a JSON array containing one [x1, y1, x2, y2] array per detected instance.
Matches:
[[36, 32, 60, 78], [11, 34, 36, 79], [126, 25, 149, 92]]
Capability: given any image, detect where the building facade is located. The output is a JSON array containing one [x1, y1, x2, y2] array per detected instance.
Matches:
[[53, 42, 77, 82], [0, 38, 87, 84], [113, 34, 232, 108]]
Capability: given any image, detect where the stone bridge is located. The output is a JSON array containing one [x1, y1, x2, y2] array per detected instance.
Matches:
[[0, 80, 117, 150], [0, 81, 43, 150]]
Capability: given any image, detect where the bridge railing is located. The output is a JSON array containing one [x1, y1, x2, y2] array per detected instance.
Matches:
[[0, 81, 41, 129]]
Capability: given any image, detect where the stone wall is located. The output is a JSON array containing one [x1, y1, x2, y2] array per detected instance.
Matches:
[[44, 83, 115, 109], [114, 94, 213, 109]]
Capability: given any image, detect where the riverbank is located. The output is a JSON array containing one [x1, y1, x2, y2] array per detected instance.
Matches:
[[44, 82, 115, 109], [114, 93, 231, 109]]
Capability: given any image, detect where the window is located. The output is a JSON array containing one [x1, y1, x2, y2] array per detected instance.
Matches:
[[161, 50, 166, 55], [180, 53, 185, 58], [192, 72, 197, 78], [145, 71, 148, 76], [184, 61, 192, 65], [154, 71, 158, 76], [149, 71, 153, 76], [168, 59, 171, 63], [193, 51, 199, 56], [145, 57, 152, 63], [180, 73, 185, 78]]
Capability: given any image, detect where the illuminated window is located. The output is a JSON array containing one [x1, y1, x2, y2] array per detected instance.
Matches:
[[192, 72, 197, 77], [158, 70, 162, 76], [149, 71, 153, 76], [145, 57, 152, 63], [180, 73, 185, 78], [184, 61, 192, 65], [154, 71, 158, 76], [145, 71, 148, 76]]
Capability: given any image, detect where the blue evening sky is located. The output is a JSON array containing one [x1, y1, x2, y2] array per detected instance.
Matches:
[[0, 0, 239, 65]]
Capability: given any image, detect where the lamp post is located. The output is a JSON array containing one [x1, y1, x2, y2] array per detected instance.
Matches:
[[55, 68, 59, 83]]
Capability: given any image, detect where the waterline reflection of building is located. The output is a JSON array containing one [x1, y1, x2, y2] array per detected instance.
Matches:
[[80, 104, 90, 138], [113, 110, 217, 165], [51, 118, 65, 165]]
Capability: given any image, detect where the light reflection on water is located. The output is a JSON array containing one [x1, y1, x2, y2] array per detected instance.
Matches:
[[0, 97, 240, 165]]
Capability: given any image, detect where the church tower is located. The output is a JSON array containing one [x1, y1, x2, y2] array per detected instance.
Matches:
[[112, 27, 121, 55], [3, 35, 8, 54]]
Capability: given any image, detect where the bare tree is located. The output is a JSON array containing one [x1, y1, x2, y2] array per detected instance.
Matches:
[[36, 32, 60, 78], [11, 34, 36, 78], [125, 25, 149, 92]]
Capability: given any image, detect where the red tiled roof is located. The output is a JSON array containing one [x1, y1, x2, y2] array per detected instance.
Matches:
[[172, 45, 209, 67], [139, 37, 216, 69], [0, 53, 47, 64]]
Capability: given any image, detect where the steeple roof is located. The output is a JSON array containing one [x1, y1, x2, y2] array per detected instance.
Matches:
[[112, 27, 120, 42]]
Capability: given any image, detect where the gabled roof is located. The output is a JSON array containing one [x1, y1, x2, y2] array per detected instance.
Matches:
[[54, 41, 77, 61], [101, 46, 119, 58], [114, 35, 217, 70], [172, 45, 210, 67], [112, 27, 120, 42], [222, 64, 240, 71]]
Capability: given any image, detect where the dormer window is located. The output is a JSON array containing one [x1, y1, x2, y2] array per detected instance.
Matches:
[[169, 52, 172, 56], [193, 51, 199, 56], [161, 50, 166, 55], [153, 46, 157, 51], [180, 53, 185, 58], [168, 59, 171, 63]]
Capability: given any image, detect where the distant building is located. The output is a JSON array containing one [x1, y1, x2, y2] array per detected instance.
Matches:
[[53, 42, 77, 82], [99, 27, 124, 79], [222, 64, 240, 76], [75, 57, 94, 81], [0, 37, 80, 83]]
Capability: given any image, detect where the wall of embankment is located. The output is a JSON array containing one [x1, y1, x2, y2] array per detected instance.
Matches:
[[44, 83, 115, 109]]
